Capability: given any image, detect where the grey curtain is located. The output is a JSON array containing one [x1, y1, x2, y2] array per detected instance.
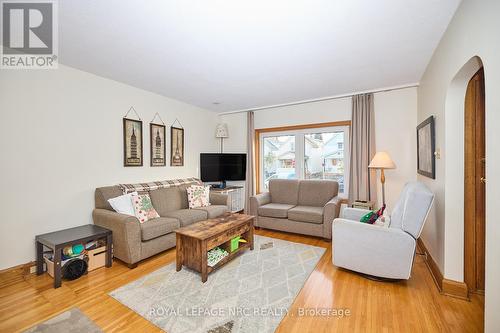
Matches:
[[349, 93, 377, 203], [244, 111, 255, 213]]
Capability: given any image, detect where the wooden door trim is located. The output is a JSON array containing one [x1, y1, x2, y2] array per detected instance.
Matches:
[[417, 238, 470, 300], [464, 67, 485, 295], [254, 121, 351, 194]]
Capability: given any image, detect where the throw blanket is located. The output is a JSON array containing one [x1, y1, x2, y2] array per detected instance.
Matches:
[[118, 178, 202, 194]]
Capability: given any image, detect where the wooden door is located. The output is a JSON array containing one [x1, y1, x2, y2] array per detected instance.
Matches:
[[464, 68, 485, 294]]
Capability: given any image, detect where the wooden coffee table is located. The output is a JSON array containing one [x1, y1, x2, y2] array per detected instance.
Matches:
[[175, 213, 254, 282]]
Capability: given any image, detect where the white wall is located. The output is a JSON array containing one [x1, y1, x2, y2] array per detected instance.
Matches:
[[417, 0, 500, 331], [373, 88, 417, 209], [219, 112, 248, 154], [219, 87, 418, 210], [0, 65, 218, 270], [254, 98, 352, 129]]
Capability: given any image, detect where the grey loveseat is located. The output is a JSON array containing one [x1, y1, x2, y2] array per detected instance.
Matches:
[[249, 179, 342, 239], [92, 183, 229, 268]]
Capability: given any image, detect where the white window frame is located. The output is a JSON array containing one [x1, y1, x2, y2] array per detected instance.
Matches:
[[259, 125, 350, 198]]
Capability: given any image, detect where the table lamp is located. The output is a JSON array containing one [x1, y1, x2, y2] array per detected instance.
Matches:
[[368, 151, 396, 205]]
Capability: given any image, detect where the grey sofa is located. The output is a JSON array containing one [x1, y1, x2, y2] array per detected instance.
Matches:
[[249, 179, 342, 239], [92, 184, 229, 267]]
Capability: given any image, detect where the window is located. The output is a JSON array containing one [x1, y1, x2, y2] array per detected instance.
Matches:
[[262, 135, 296, 190], [258, 123, 350, 195], [304, 131, 346, 193]]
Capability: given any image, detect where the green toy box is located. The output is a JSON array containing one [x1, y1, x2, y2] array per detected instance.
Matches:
[[230, 236, 241, 252]]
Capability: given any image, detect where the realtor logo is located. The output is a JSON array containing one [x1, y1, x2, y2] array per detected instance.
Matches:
[[1, 0, 58, 69]]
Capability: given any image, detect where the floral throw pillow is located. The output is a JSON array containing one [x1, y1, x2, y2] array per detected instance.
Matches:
[[186, 185, 211, 209], [131, 194, 160, 223]]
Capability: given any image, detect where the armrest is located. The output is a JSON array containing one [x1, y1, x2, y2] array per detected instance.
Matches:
[[332, 218, 416, 279], [209, 192, 230, 207], [341, 207, 371, 221], [323, 196, 342, 239], [92, 209, 141, 264], [249, 192, 271, 219]]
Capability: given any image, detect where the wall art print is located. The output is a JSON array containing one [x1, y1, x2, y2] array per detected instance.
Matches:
[[150, 123, 166, 167], [417, 115, 436, 179], [170, 126, 184, 167], [123, 118, 143, 167]]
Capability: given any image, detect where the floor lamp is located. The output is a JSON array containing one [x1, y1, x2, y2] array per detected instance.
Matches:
[[368, 151, 396, 205]]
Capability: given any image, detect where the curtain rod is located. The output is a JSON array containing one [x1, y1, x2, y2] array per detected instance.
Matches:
[[218, 82, 419, 115]]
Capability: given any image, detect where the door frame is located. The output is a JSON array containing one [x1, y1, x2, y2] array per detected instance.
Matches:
[[463, 67, 485, 295]]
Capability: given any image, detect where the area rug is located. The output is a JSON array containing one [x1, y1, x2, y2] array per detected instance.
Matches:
[[110, 235, 325, 333], [23, 308, 102, 333]]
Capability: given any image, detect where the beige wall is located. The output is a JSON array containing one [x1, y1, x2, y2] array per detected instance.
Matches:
[[373, 88, 417, 209], [0, 65, 218, 270], [254, 98, 352, 129], [219, 87, 418, 210], [417, 0, 500, 330]]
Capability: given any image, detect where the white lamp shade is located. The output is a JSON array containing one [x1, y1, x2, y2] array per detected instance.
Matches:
[[215, 123, 229, 138], [369, 151, 396, 169]]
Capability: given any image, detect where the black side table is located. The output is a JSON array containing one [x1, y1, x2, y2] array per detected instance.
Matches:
[[35, 224, 112, 288]]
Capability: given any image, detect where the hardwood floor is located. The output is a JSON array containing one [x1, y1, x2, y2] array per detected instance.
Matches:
[[0, 229, 484, 332]]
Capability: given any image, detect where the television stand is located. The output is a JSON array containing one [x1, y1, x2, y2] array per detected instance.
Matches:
[[209, 185, 244, 213], [211, 181, 227, 189]]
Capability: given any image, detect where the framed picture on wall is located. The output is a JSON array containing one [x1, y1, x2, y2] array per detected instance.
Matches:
[[170, 126, 184, 166], [123, 118, 143, 167], [150, 123, 166, 167], [417, 116, 436, 179]]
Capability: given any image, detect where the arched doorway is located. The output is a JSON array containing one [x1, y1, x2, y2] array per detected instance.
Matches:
[[464, 68, 485, 295]]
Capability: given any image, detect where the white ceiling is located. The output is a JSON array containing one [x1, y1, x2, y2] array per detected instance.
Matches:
[[59, 0, 460, 112]]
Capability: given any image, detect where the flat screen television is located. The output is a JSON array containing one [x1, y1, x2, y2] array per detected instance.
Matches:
[[200, 153, 246, 187]]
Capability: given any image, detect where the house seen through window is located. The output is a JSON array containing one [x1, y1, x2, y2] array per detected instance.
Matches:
[[260, 125, 349, 195]]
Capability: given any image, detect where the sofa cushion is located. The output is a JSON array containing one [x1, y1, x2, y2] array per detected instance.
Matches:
[[288, 205, 324, 224], [150, 186, 188, 216], [187, 185, 211, 208], [258, 203, 295, 218], [269, 179, 300, 205], [131, 193, 160, 223], [140, 217, 180, 241], [298, 180, 338, 207], [107, 191, 137, 216], [390, 181, 434, 238], [165, 209, 208, 227], [194, 205, 229, 218], [95, 186, 123, 211]]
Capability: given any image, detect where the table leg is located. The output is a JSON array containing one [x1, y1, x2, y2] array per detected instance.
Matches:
[[53, 246, 62, 288], [249, 220, 255, 251], [36, 241, 44, 275], [176, 234, 183, 272], [201, 240, 208, 283], [105, 233, 113, 268]]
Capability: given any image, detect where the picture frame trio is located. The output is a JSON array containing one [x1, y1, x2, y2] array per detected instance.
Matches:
[[123, 109, 184, 167], [124, 108, 437, 178]]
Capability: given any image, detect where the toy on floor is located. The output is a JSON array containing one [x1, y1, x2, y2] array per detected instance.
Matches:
[[62, 244, 85, 260], [207, 247, 229, 267]]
